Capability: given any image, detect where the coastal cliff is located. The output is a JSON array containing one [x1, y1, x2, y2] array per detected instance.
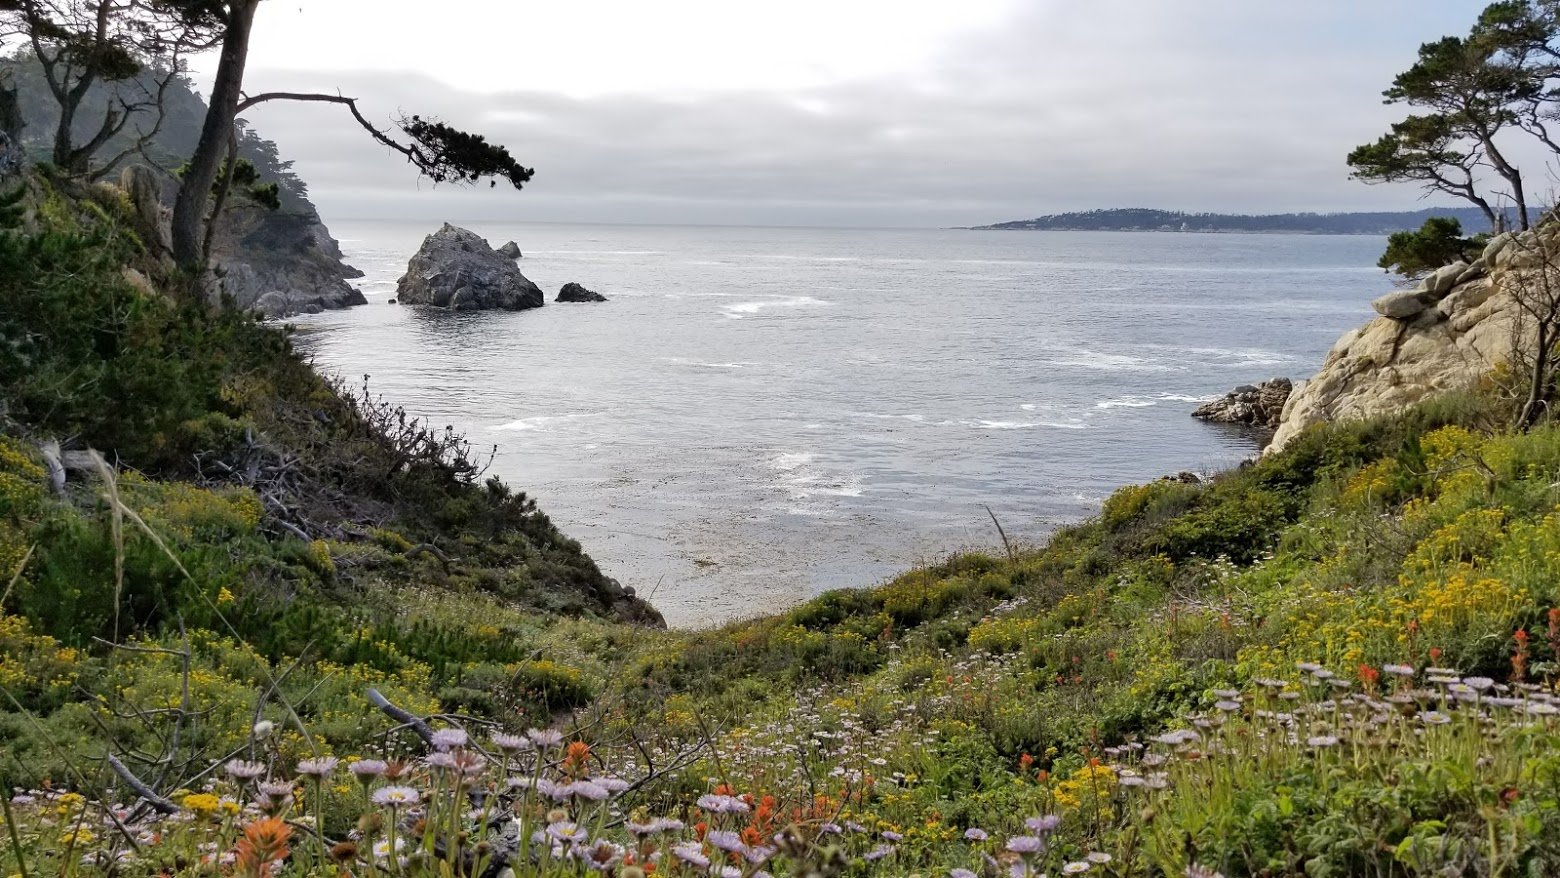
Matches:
[[1268, 228, 1544, 451], [211, 207, 368, 316]]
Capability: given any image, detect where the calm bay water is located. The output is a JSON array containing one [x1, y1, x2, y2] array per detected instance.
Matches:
[[290, 222, 1384, 626]]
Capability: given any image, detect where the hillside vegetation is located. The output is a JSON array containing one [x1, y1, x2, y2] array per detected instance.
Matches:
[[3, 176, 1560, 876]]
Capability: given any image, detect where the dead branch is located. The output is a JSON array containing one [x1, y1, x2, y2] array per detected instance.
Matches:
[[105, 755, 178, 815], [367, 687, 437, 748]]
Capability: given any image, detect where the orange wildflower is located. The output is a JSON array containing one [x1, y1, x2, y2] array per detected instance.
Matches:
[[234, 818, 292, 878], [563, 741, 592, 774]]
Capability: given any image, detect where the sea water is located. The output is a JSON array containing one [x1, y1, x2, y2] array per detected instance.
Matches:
[[290, 222, 1384, 626]]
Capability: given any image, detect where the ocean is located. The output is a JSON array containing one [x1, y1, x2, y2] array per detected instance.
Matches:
[[289, 221, 1385, 627]]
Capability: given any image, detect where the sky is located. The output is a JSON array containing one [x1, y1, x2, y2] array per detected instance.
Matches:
[[197, 0, 1534, 227]]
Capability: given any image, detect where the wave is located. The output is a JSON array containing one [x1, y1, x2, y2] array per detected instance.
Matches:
[[735, 254, 862, 263], [767, 451, 864, 503], [664, 357, 749, 369], [1153, 345, 1293, 368], [527, 249, 665, 256], [1048, 350, 1177, 372], [954, 419, 1088, 430], [1095, 398, 1157, 410], [493, 412, 601, 432], [1094, 392, 1209, 410], [853, 411, 1085, 430], [722, 296, 832, 317], [769, 451, 815, 472]]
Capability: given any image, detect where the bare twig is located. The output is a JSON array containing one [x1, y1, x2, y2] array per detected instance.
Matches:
[[984, 504, 1017, 563], [1, 544, 32, 609]]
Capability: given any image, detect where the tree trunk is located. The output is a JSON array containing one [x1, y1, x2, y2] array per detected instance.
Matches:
[[1474, 195, 1500, 233], [170, 0, 260, 274], [1519, 321, 1554, 430], [53, 95, 78, 169], [1482, 137, 1529, 231], [0, 78, 22, 171]]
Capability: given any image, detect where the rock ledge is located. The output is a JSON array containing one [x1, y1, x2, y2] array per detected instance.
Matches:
[[1192, 378, 1293, 430]]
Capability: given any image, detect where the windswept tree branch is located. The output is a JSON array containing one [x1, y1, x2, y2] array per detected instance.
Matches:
[[236, 90, 534, 189]]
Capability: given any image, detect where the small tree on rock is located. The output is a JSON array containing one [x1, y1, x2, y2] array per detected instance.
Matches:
[[1378, 217, 1486, 279]]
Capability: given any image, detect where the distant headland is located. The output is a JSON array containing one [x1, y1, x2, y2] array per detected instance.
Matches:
[[970, 206, 1513, 235]]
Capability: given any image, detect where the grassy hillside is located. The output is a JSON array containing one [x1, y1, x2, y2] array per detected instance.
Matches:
[[3, 176, 1560, 876]]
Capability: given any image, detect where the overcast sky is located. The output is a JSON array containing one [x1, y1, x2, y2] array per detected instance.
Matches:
[[201, 1, 1524, 227]]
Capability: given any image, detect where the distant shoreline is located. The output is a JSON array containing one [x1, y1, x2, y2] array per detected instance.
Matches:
[[967, 206, 1511, 237], [960, 227, 1391, 236]]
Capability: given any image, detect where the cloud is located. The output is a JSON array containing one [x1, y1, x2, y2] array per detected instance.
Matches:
[[232, 1, 1520, 227]]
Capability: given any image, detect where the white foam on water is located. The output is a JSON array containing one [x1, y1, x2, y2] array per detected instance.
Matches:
[[1050, 350, 1176, 372], [1166, 346, 1291, 367], [770, 451, 816, 472], [665, 358, 749, 369], [527, 249, 665, 256], [1095, 397, 1157, 409], [722, 296, 831, 318], [950, 419, 1088, 430], [768, 451, 864, 503], [493, 412, 602, 432], [1095, 392, 1213, 410]]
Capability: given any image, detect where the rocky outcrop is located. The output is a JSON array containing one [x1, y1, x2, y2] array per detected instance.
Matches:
[[120, 165, 170, 256], [1267, 227, 1543, 453], [1192, 378, 1292, 430], [396, 223, 545, 311], [210, 207, 366, 317], [498, 241, 522, 259], [557, 282, 608, 303], [102, 163, 366, 318]]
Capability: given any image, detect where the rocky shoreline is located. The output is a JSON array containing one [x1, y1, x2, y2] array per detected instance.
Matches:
[[1188, 224, 1549, 455], [1191, 378, 1293, 431]]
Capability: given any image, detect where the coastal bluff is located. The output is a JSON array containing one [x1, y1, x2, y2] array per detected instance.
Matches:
[[1268, 227, 1545, 452]]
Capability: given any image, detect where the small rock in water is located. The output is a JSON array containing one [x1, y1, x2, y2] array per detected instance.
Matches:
[[498, 241, 522, 259], [557, 282, 609, 303]]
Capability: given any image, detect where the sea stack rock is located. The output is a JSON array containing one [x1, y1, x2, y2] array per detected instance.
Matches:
[[1192, 378, 1293, 430], [395, 223, 545, 311], [557, 282, 608, 303], [498, 241, 523, 259]]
